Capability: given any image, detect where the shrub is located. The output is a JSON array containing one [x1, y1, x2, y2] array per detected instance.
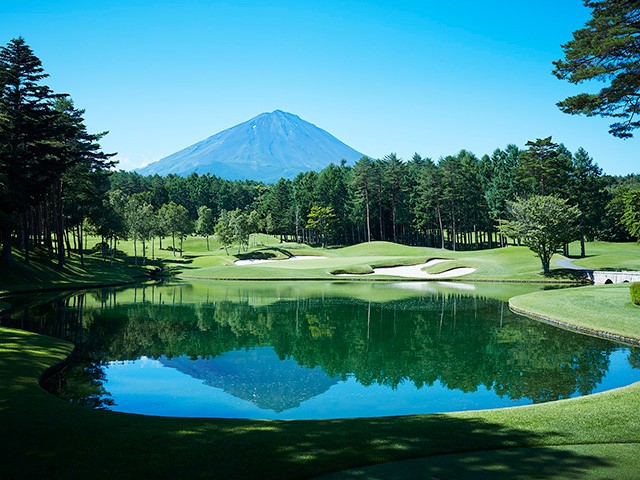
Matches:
[[91, 242, 109, 254], [631, 282, 640, 306]]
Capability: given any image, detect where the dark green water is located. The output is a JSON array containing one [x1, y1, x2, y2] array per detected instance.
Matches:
[[3, 281, 639, 419]]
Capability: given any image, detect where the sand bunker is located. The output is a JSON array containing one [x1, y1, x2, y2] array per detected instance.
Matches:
[[336, 259, 476, 279], [235, 255, 326, 266]]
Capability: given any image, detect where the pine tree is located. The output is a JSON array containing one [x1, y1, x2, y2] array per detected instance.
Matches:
[[554, 1, 640, 138], [0, 37, 61, 265]]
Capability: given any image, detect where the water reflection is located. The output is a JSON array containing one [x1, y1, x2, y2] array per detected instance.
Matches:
[[2, 281, 639, 419]]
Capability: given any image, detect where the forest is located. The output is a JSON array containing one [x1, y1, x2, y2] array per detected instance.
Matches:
[[1, 36, 640, 271]]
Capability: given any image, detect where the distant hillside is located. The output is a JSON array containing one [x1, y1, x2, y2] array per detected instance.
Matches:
[[136, 110, 365, 182]]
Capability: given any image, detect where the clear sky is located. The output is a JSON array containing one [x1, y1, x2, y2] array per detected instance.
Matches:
[[2, 0, 637, 176]]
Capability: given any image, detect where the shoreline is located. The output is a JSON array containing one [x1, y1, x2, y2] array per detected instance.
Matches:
[[509, 304, 640, 347]]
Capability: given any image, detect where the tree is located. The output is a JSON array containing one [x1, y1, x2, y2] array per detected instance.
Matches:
[[517, 137, 571, 196], [262, 178, 293, 242], [195, 205, 215, 250], [247, 210, 260, 247], [315, 161, 350, 245], [215, 210, 235, 254], [124, 196, 154, 266], [499, 196, 581, 274], [553, 1, 640, 138], [0, 37, 61, 266], [350, 156, 374, 242], [621, 190, 640, 240], [413, 157, 445, 248], [484, 145, 522, 247], [306, 205, 336, 247], [55, 97, 115, 267], [158, 201, 191, 257], [566, 147, 607, 257], [382, 153, 406, 243], [231, 209, 250, 254]]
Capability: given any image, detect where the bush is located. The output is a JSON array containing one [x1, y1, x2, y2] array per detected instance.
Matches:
[[91, 242, 109, 254], [631, 282, 640, 306], [31, 246, 54, 263]]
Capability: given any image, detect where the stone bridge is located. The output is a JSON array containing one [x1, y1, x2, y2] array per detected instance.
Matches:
[[588, 271, 640, 285]]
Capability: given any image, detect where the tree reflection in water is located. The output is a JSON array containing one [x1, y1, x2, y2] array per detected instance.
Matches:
[[2, 282, 638, 414]]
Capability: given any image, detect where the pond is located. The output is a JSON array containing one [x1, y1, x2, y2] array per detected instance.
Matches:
[[3, 280, 639, 420]]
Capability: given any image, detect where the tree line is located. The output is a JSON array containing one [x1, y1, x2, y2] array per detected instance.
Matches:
[[2, 36, 640, 272], [106, 141, 639, 258], [0, 37, 114, 268]]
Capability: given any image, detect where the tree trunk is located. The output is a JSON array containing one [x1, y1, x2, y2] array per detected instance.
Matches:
[[0, 215, 14, 267], [437, 205, 444, 249], [78, 220, 85, 269], [55, 182, 65, 269], [133, 235, 138, 266], [365, 189, 371, 242]]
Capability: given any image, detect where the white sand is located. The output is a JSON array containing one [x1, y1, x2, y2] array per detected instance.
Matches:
[[235, 255, 326, 266], [336, 259, 476, 279]]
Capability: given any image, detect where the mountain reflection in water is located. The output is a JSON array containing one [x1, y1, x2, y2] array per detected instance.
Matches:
[[2, 281, 639, 419], [159, 347, 340, 412]]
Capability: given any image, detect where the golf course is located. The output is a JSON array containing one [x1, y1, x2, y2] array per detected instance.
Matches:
[[1, 237, 639, 479]]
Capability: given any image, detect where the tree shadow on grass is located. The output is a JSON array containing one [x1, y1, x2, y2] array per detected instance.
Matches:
[[545, 268, 591, 283], [0, 328, 624, 480], [314, 444, 612, 480], [235, 247, 294, 261]]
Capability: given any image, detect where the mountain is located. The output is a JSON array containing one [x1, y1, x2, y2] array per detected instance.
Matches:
[[136, 110, 365, 182]]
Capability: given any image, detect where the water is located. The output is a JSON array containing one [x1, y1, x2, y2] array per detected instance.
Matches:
[[3, 281, 639, 419]]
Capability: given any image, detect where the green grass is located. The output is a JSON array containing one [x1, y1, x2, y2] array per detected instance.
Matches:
[[2, 239, 640, 478], [510, 284, 640, 343], [0, 248, 149, 295], [67, 237, 637, 284], [1, 325, 639, 480], [564, 241, 640, 271]]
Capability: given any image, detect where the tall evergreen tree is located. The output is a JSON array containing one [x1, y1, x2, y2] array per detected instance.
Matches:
[[554, 1, 640, 138], [567, 147, 607, 257], [350, 156, 374, 242], [382, 153, 406, 243], [0, 37, 61, 266], [518, 137, 571, 196]]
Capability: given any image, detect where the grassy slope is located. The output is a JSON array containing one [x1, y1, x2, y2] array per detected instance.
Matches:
[[0, 248, 149, 296], [510, 284, 640, 342], [1, 326, 639, 480], [168, 240, 561, 281], [565, 240, 640, 271], [78, 236, 639, 282], [2, 239, 640, 478]]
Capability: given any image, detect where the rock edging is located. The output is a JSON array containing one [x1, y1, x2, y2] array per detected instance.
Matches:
[[509, 304, 640, 347]]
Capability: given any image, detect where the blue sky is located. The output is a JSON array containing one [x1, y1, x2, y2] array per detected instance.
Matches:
[[2, 0, 637, 175]]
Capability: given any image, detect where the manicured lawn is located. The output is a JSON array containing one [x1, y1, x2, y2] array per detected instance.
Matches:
[[2, 239, 640, 479], [510, 284, 640, 342], [565, 241, 640, 271], [72, 236, 636, 283], [168, 240, 565, 282], [0, 248, 149, 296], [1, 325, 639, 480]]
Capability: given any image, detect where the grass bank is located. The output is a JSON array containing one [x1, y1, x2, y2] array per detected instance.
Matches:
[[510, 284, 640, 344], [1, 325, 639, 480], [162, 239, 588, 283], [0, 248, 150, 297], [1, 239, 639, 478], [565, 240, 640, 271]]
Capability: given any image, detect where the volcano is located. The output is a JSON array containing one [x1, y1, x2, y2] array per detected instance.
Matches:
[[136, 110, 365, 182]]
